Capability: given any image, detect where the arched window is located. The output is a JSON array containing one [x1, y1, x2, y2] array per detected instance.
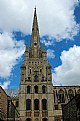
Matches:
[[42, 118, 48, 121], [26, 118, 31, 121], [58, 89, 65, 103], [42, 85, 46, 93], [26, 99, 31, 110], [68, 89, 74, 100], [34, 85, 38, 93], [42, 99, 47, 110], [34, 99, 39, 110], [77, 89, 80, 94], [27, 86, 31, 94]]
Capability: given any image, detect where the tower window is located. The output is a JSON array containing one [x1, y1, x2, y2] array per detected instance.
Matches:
[[34, 85, 38, 93], [42, 76, 44, 81], [27, 86, 31, 94], [26, 99, 31, 110], [42, 99, 47, 110], [30, 69, 31, 74], [34, 99, 39, 110], [42, 86, 46, 94], [28, 77, 30, 80], [40, 69, 42, 72]]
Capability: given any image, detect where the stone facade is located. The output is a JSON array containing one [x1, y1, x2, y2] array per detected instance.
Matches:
[[0, 86, 7, 120], [0, 86, 20, 121], [18, 8, 80, 121], [19, 8, 54, 121]]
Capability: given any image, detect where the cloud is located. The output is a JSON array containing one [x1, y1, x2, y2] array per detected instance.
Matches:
[[0, 0, 79, 40], [0, 33, 25, 78], [47, 49, 55, 59], [53, 45, 80, 86], [0, 81, 10, 89], [41, 39, 54, 47]]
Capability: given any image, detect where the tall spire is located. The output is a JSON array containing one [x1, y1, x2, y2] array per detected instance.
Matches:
[[32, 7, 39, 31], [30, 7, 40, 58]]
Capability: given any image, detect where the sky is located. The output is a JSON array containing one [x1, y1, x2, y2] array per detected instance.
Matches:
[[0, 0, 80, 90]]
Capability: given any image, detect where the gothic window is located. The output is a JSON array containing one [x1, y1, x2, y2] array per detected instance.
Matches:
[[42, 85, 46, 93], [26, 99, 31, 110], [16, 100, 19, 107], [34, 75, 38, 81], [58, 89, 65, 103], [34, 86, 38, 93], [27, 86, 31, 94], [26, 118, 31, 121], [77, 89, 80, 94], [68, 89, 74, 100], [42, 118, 48, 121], [34, 99, 39, 110], [42, 99, 47, 110]]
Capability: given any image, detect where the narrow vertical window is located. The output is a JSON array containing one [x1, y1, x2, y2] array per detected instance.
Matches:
[[27, 86, 30, 94], [42, 85, 46, 94], [42, 99, 47, 110], [34, 99, 39, 110], [40, 69, 42, 72], [34, 85, 38, 93], [26, 99, 31, 110], [30, 69, 31, 74]]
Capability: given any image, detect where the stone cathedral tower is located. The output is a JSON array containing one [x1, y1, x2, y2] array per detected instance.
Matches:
[[19, 8, 54, 121]]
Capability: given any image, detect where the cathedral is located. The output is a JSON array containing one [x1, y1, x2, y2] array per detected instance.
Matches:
[[0, 8, 80, 121], [18, 8, 80, 121]]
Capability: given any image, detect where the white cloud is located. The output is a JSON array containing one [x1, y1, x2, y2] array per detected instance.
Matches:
[[41, 39, 54, 47], [53, 45, 80, 86], [0, 81, 10, 89], [0, 0, 79, 40], [0, 33, 25, 78], [47, 49, 55, 59]]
